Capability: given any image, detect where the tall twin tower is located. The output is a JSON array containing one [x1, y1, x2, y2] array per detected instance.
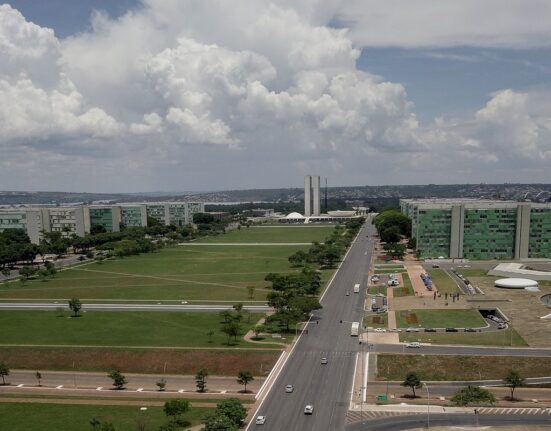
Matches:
[[304, 175, 321, 217]]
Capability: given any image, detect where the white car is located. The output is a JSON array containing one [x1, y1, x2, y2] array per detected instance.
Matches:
[[255, 416, 266, 425], [374, 328, 387, 332], [406, 327, 420, 333], [321, 357, 328, 365], [304, 405, 314, 415], [285, 385, 294, 393], [406, 342, 421, 348], [389, 328, 402, 332]]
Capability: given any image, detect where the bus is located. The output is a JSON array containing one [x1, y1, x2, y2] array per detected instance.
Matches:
[[351, 321, 360, 336], [353, 283, 360, 293]]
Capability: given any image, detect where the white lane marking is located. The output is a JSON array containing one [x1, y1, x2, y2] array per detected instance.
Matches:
[[56, 385, 63, 389], [363, 352, 369, 403], [349, 352, 360, 407], [255, 351, 286, 401]]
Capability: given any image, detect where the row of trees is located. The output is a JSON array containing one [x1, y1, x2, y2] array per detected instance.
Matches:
[[373, 209, 411, 259], [401, 370, 526, 403]]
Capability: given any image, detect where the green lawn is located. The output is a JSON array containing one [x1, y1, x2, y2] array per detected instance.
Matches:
[[368, 286, 387, 295], [364, 313, 387, 328], [374, 269, 408, 274], [394, 273, 414, 297], [0, 233, 334, 302], [456, 269, 488, 277], [0, 311, 263, 348], [399, 327, 527, 346], [0, 402, 212, 431], [396, 309, 486, 329], [198, 225, 334, 243], [427, 268, 461, 294]]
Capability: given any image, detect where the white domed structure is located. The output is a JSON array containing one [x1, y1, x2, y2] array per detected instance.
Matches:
[[285, 212, 305, 219], [495, 278, 538, 289]]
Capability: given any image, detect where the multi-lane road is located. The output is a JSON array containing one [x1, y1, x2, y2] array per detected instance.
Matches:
[[249, 219, 376, 430]]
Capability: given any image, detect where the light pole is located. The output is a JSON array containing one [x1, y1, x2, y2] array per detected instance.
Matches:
[[423, 382, 430, 429]]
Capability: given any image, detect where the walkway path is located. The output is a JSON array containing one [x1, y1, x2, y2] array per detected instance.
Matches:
[[405, 264, 433, 297]]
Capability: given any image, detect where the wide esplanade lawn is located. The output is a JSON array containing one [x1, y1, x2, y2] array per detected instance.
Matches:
[[0, 402, 212, 431], [396, 309, 486, 329], [0, 310, 264, 348], [198, 225, 335, 243], [0, 226, 336, 302]]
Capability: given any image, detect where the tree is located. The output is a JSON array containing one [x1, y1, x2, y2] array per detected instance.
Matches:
[[1, 267, 10, 279], [207, 330, 215, 343], [163, 399, 189, 426], [380, 225, 401, 243], [253, 324, 265, 339], [90, 224, 107, 235], [237, 370, 254, 393], [68, 298, 82, 317], [156, 378, 167, 391], [89, 418, 116, 431], [195, 368, 208, 392], [451, 385, 496, 406], [35, 371, 42, 386], [19, 265, 38, 280], [247, 286, 255, 299], [503, 370, 525, 401], [401, 372, 422, 398], [214, 398, 247, 427], [203, 414, 238, 431], [0, 362, 9, 385], [219, 310, 232, 323], [108, 370, 127, 390], [193, 213, 215, 224], [221, 321, 241, 344]]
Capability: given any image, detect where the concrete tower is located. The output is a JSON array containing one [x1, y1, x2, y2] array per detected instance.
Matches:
[[304, 175, 321, 217], [312, 175, 321, 216], [304, 176, 312, 216]]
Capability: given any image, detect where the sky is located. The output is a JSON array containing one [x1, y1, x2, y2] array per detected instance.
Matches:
[[1, 0, 551, 192]]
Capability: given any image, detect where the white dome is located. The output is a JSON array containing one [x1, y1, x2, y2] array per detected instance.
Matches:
[[495, 278, 538, 289], [286, 212, 305, 219]]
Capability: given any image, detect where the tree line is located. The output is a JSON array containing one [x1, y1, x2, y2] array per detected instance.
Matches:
[[372, 209, 412, 259]]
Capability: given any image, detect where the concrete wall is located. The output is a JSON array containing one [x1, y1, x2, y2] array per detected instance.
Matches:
[[515, 204, 531, 259], [304, 176, 312, 217], [312, 175, 320, 216], [449, 204, 465, 259]]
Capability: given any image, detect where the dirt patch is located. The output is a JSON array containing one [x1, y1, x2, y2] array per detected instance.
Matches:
[[399, 311, 418, 324], [372, 316, 384, 325], [0, 347, 279, 377]]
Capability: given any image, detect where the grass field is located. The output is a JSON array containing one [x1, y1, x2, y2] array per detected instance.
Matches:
[[427, 269, 461, 294], [377, 354, 551, 381], [396, 309, 486, 328], [399, 327, 527, 346], [456, 269, 488, 277], [0, 346, 280, 375], [0, 311, 266, 348], [0, 225, 336, 302], [368, 286, 387, 295], [199, 225, 334, 243], [374, 269, 408, 274], [394, 273, 414, 297], [364, 314, 387, 328], [0, 402, 212, 431]]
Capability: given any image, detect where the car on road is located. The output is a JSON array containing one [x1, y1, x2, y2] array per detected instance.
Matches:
[[464, 328, 476, 332], [321, 357, 328, 364], [406, 342, 421, 348], [445, 327, 458, 332], [285, 385, 294, 393], [389, 328, 402, 332], [424, 328, 436, 332], [498, 323, 507, 329], [255, 416, 266, 425], [374, 328, 386, 332], [432, 264, 440, 268], [406, 327, 420, 332], [304, 405, 314, 415], [346, 291, 350, 296]]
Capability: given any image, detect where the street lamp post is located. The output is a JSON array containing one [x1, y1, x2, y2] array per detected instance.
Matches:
[[423, 382, 430, 429]]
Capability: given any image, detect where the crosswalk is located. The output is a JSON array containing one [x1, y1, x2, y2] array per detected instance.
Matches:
[[346, 407, 551, 424]]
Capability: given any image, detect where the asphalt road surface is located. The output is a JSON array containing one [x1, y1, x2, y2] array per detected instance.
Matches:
[[346, 412, 551, 430], [0, 303, 271, 312], [249, 219, 375, 431]]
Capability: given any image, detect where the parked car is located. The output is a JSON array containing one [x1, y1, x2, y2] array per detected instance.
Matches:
[[464, 328, 476, 332], [321, 358, 328, 365], [424, 328, 436, 332], [432, 264, 440, 268], [445, 327, 458, 332], [255, 416, 267, 425], [406, 342, 421, 348], [390, 328, 402, 332], [374, 328, 387, 333], [285, 385, 294, 393], [406, 327, 420, 332], [304, 405, 314, 415], [498, 323, 507, 329]]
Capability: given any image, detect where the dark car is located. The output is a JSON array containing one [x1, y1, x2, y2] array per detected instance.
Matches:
[[424, 328, 436, 332], [445, 327, 458, 332]]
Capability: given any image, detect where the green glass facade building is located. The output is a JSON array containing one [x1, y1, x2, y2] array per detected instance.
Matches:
[[401, 199, 551, 260]]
